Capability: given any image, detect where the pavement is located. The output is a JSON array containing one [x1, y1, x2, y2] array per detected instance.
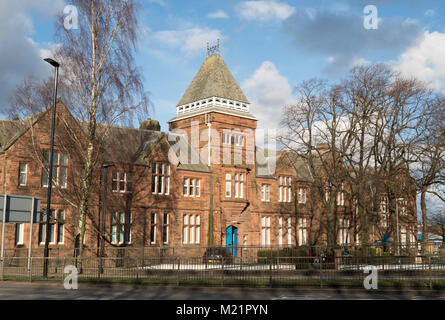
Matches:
[[0, 281, 444, 300]]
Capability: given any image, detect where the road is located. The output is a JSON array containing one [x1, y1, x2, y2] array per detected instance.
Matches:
[[0, 281, 444, 300]]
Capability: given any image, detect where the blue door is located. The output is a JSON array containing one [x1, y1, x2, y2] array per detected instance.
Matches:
[[226, 226, 238, 258]]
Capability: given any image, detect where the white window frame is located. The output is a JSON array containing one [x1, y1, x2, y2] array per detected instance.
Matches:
[[57, 210, 65, 244], [16, 223, 24, 245], [339, 218, 350, 245], [196, 179, 200, 197], [152, 163, 170, 195], [150, 213, 157, 244], [298, 218, 307, 246], [298, 187, 307, 204], [183, 214, 200, 244], [261, 216, 271, 247], [287, 217, 292, 246], [19, 163, 27, 186], [163, 213, 169, 244], [42, 152, 68, 188], [225, 174, 231, 198], [183, 178, 189, 196]]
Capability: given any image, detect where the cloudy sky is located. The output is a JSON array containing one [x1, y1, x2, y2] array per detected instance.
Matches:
[[0, 0, 444, 214]]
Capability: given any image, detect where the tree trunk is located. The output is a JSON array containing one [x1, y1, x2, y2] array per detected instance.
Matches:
[[420, 188, 428, 255]]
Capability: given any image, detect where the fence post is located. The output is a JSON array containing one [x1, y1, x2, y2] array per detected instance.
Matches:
[[429, 256, 432, 290], [221, 258, 224, 287], [29, 257, 32, 282], [269, 257, 272, 287], [136, 259, 140, 281], [0, 258, 3, 281], [177, 257, 180, 286]]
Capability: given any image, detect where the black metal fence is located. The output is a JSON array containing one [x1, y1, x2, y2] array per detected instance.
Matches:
[[0, 244, 444, 288]]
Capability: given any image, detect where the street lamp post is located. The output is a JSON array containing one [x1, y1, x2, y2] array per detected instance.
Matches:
[[43, 58, 60, 278], [99, 164, 114, 274]]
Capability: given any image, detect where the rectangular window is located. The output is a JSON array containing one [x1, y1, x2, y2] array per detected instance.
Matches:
[[183, 214, 200, 244], [39, 209, 56, 244], [298, 188, 307, 204], [298, 218, 307, 246], [234, 174, 239, 198], [282, 178, 287, 202], [150, 213, 157, 244], [183, 178, 201, 197], [15, 223, 24, 245], [190, 179, 195, 197], [183, 178, 189, 196], [196, 179, 200, 197], [287, 178, 291, 202], [239, 174, 244, 198], [279, 217, 283, 247], [381, 213, 388, 228], [225, 174, 231, 198], [19, 163, 27, 186], [261, 184, 270, 202], [152, 163, 170, 195], [163, 213, 169, 244], [401, 226, 407, 248], [380, 196, 388, 213], [339, 218, 350, 245], [337, 184, 345, 206], [112, 172, 132, 193], [261, 216, 271, 247], [183, 215, 188, 244], [57, 210, 65, 244], [42, 152, 68, 188], [397, 199, 408, 216], [111, 212, 130, 244], [287, 217, 292, 246]]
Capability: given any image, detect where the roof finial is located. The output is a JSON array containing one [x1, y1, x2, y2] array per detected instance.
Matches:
[[206, 39, 220, 58]]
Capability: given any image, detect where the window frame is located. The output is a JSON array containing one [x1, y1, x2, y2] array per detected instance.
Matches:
[[18, 163, 27, 187]]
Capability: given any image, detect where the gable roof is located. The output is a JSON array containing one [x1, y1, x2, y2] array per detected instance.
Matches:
[[177, 54, 250, 106], [99, 125, 210, 172], [0, 110, 47, 151]]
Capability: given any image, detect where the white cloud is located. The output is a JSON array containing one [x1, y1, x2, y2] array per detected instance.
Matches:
[[0, 0, 64, 111], [146, 0, 167, 6], [393, 31, 445, 94], [242, 61, 293, 144], [424, 9, 436, 18], [236, 0, 295, 22], [207, 10, 229, 19], [152, 27, 223, 55]]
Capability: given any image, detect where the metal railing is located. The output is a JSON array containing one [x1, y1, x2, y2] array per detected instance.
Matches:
[[0, 245, 444, 289]]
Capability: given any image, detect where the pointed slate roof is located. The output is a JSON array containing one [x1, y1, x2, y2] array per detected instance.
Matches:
[[177, 54, 250, 106]]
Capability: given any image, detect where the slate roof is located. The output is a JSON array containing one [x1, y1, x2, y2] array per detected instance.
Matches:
[[99, 125, 210, 172], [0, 112, 45, 151], [177, 54, 250, 106]]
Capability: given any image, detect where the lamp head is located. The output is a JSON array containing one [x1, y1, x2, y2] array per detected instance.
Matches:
[[44, 58, 60, 68]]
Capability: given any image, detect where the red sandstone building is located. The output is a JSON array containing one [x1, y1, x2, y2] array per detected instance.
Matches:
[[0, 52, 418, 255]]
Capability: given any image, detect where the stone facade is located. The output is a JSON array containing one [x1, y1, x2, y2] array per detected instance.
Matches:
[[0, 54, 418, 255]]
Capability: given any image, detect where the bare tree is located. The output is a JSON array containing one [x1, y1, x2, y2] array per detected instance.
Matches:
[[430, 210, 445, 246], [408, 96, 445, 252], [8, 0, 151, 258], [279, 79, 350, 250], [279, 64, 443, 254]]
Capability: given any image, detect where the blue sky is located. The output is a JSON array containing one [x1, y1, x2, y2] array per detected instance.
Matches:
[[0, 0, 444, 214], [2, 0, 445, 132]]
